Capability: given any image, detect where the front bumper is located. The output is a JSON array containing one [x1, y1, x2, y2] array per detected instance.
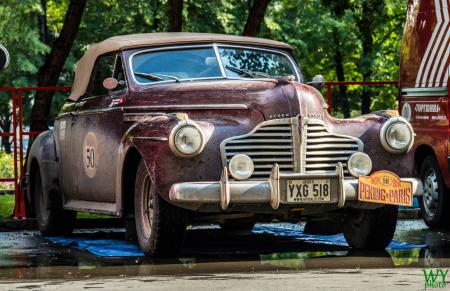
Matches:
[[169, 163, 423, 211]]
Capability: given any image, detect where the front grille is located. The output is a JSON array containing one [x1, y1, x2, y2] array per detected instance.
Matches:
[[305, 119, 362, 177], [221, 117, 363, 179], [220, 118, 295, 179]]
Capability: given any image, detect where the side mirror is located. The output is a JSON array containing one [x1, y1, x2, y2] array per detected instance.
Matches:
[[308, 75, 326, 89], [103, 77, 119, 90], [0, 45, 10, 70]]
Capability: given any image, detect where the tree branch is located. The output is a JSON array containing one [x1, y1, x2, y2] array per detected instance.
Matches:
[[30, 0, 87, 132]]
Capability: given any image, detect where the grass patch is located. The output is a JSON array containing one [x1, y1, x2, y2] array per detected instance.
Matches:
[[0, 195, 113, 219], [76, 212, 113, 219], [0, 195, 15, 218]]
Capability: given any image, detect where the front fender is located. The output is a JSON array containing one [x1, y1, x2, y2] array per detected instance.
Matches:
[[115, 114, 179, 211], [116, 110, 264, 207], [325, 111, 416, 177]]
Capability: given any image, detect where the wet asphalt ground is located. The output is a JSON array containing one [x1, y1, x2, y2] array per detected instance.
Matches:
[[0, 219, 449, 290]]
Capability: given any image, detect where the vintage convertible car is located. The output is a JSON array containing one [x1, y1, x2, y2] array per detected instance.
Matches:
[[27, 33, 422, 255]]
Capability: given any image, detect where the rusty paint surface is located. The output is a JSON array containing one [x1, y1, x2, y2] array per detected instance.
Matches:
[[25, 41, 418, 217]]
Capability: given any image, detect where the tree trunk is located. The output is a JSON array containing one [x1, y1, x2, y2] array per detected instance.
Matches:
[[38, 0, 49, 44], [29, 0, 87, 133], [332, 28, 350, 118], [357, 0, 383, 114], [243, 0, 272, 37], [360, 24, 373, 115], [0, 118, 11, 154], [168, 0, 183, 32]]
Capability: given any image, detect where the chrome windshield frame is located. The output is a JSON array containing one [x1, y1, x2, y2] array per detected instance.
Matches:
[[128, 43, 302, 86]]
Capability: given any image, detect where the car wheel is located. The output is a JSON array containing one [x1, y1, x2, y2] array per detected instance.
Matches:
[[134, 160, 186, 256], [219, 219, 256, 232], [342, 205, 397, 250], [34, 167, 76, 236], [419, 155, 450, 228]]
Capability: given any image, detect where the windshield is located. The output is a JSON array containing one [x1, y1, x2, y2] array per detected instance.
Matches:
[[131, 45, 298, 84]]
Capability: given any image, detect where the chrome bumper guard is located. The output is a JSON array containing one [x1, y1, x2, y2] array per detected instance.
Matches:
[[169, 163, 423, 210]]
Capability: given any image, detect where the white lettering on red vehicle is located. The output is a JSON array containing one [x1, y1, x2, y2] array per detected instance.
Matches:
[[414, 104, 441, 112]]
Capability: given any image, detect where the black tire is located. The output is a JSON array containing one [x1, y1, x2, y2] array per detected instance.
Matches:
[[419, 155, 450, 228], [34, 167, 76, 236], [219, 219, 256, 232], [343, 205, 398, 250], [134, 160, 186, 256]]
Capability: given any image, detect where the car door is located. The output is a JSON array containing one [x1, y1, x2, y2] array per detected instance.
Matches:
[[67, 53, 127, 204]]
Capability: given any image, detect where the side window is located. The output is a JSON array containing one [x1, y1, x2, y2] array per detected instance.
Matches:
[[86, 53, 127, 97]]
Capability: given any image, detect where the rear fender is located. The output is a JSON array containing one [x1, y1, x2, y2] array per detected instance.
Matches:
[[26, 130, 60, 208]]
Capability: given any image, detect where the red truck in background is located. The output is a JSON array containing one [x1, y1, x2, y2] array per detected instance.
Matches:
[[400, 0, 450, 228]]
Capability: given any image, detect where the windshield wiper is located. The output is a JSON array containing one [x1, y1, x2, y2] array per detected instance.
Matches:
[[225, 65, 271, 78], [134, 71, 180, 82]]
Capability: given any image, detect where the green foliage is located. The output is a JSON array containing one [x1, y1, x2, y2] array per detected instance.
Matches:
[[0, 152, 14, 190], [0, 195, 15, 218], [262, 0, 406, 116], [1, 0, 407, 119]]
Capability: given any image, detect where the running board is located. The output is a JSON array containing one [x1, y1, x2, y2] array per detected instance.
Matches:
[[64, 200, 118, 216]]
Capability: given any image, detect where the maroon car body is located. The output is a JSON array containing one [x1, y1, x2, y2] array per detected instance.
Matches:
[[27, 33, 422, 255]]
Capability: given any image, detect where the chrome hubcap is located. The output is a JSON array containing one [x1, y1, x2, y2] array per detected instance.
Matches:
[[423, 170, 439, 217]]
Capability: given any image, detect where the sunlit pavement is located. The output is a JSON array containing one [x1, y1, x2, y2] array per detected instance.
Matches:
[[0, 219, 448, 290]]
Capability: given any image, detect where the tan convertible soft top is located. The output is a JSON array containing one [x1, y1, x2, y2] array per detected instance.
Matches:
[[68, 32, 293, 101]]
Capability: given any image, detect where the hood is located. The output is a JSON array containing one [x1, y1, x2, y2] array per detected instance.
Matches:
[[130, 79, 308, 120]]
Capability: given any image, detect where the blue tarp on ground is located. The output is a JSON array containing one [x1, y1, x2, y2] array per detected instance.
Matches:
[[253, 224, 427, 250], [399, 197, 420, 209], [47, 236, 145, 257], [46, 224, 427, 257]]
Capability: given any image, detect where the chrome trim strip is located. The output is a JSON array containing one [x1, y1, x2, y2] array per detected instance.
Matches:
[[217, 43, 302, 81], [67, 107, 123, 118], [291, 116, 301, 172], [220, 167, 230, 210], [337, 162, 345, 208], [65, 103, 247, 118], [131, 136, 168, 141], [299, 116, 307, 172], [124, 104, 248, 111], [269, 163, 280, 209], [402, 87, 448, 97], [213, 43, 227, 77]]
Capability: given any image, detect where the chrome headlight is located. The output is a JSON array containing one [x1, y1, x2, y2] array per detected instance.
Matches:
[[169, 120, 205, 157], [348, 152, 372, 177], [380, 117, 414, 154], [229, 154, 254, 180]]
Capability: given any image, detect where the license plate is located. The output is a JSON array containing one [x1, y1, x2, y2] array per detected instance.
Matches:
[[358, 170, 413, 207], [286, 179, 331, 203]]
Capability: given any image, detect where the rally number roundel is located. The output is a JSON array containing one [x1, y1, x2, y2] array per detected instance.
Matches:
[[83, 132, 98, 178]]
